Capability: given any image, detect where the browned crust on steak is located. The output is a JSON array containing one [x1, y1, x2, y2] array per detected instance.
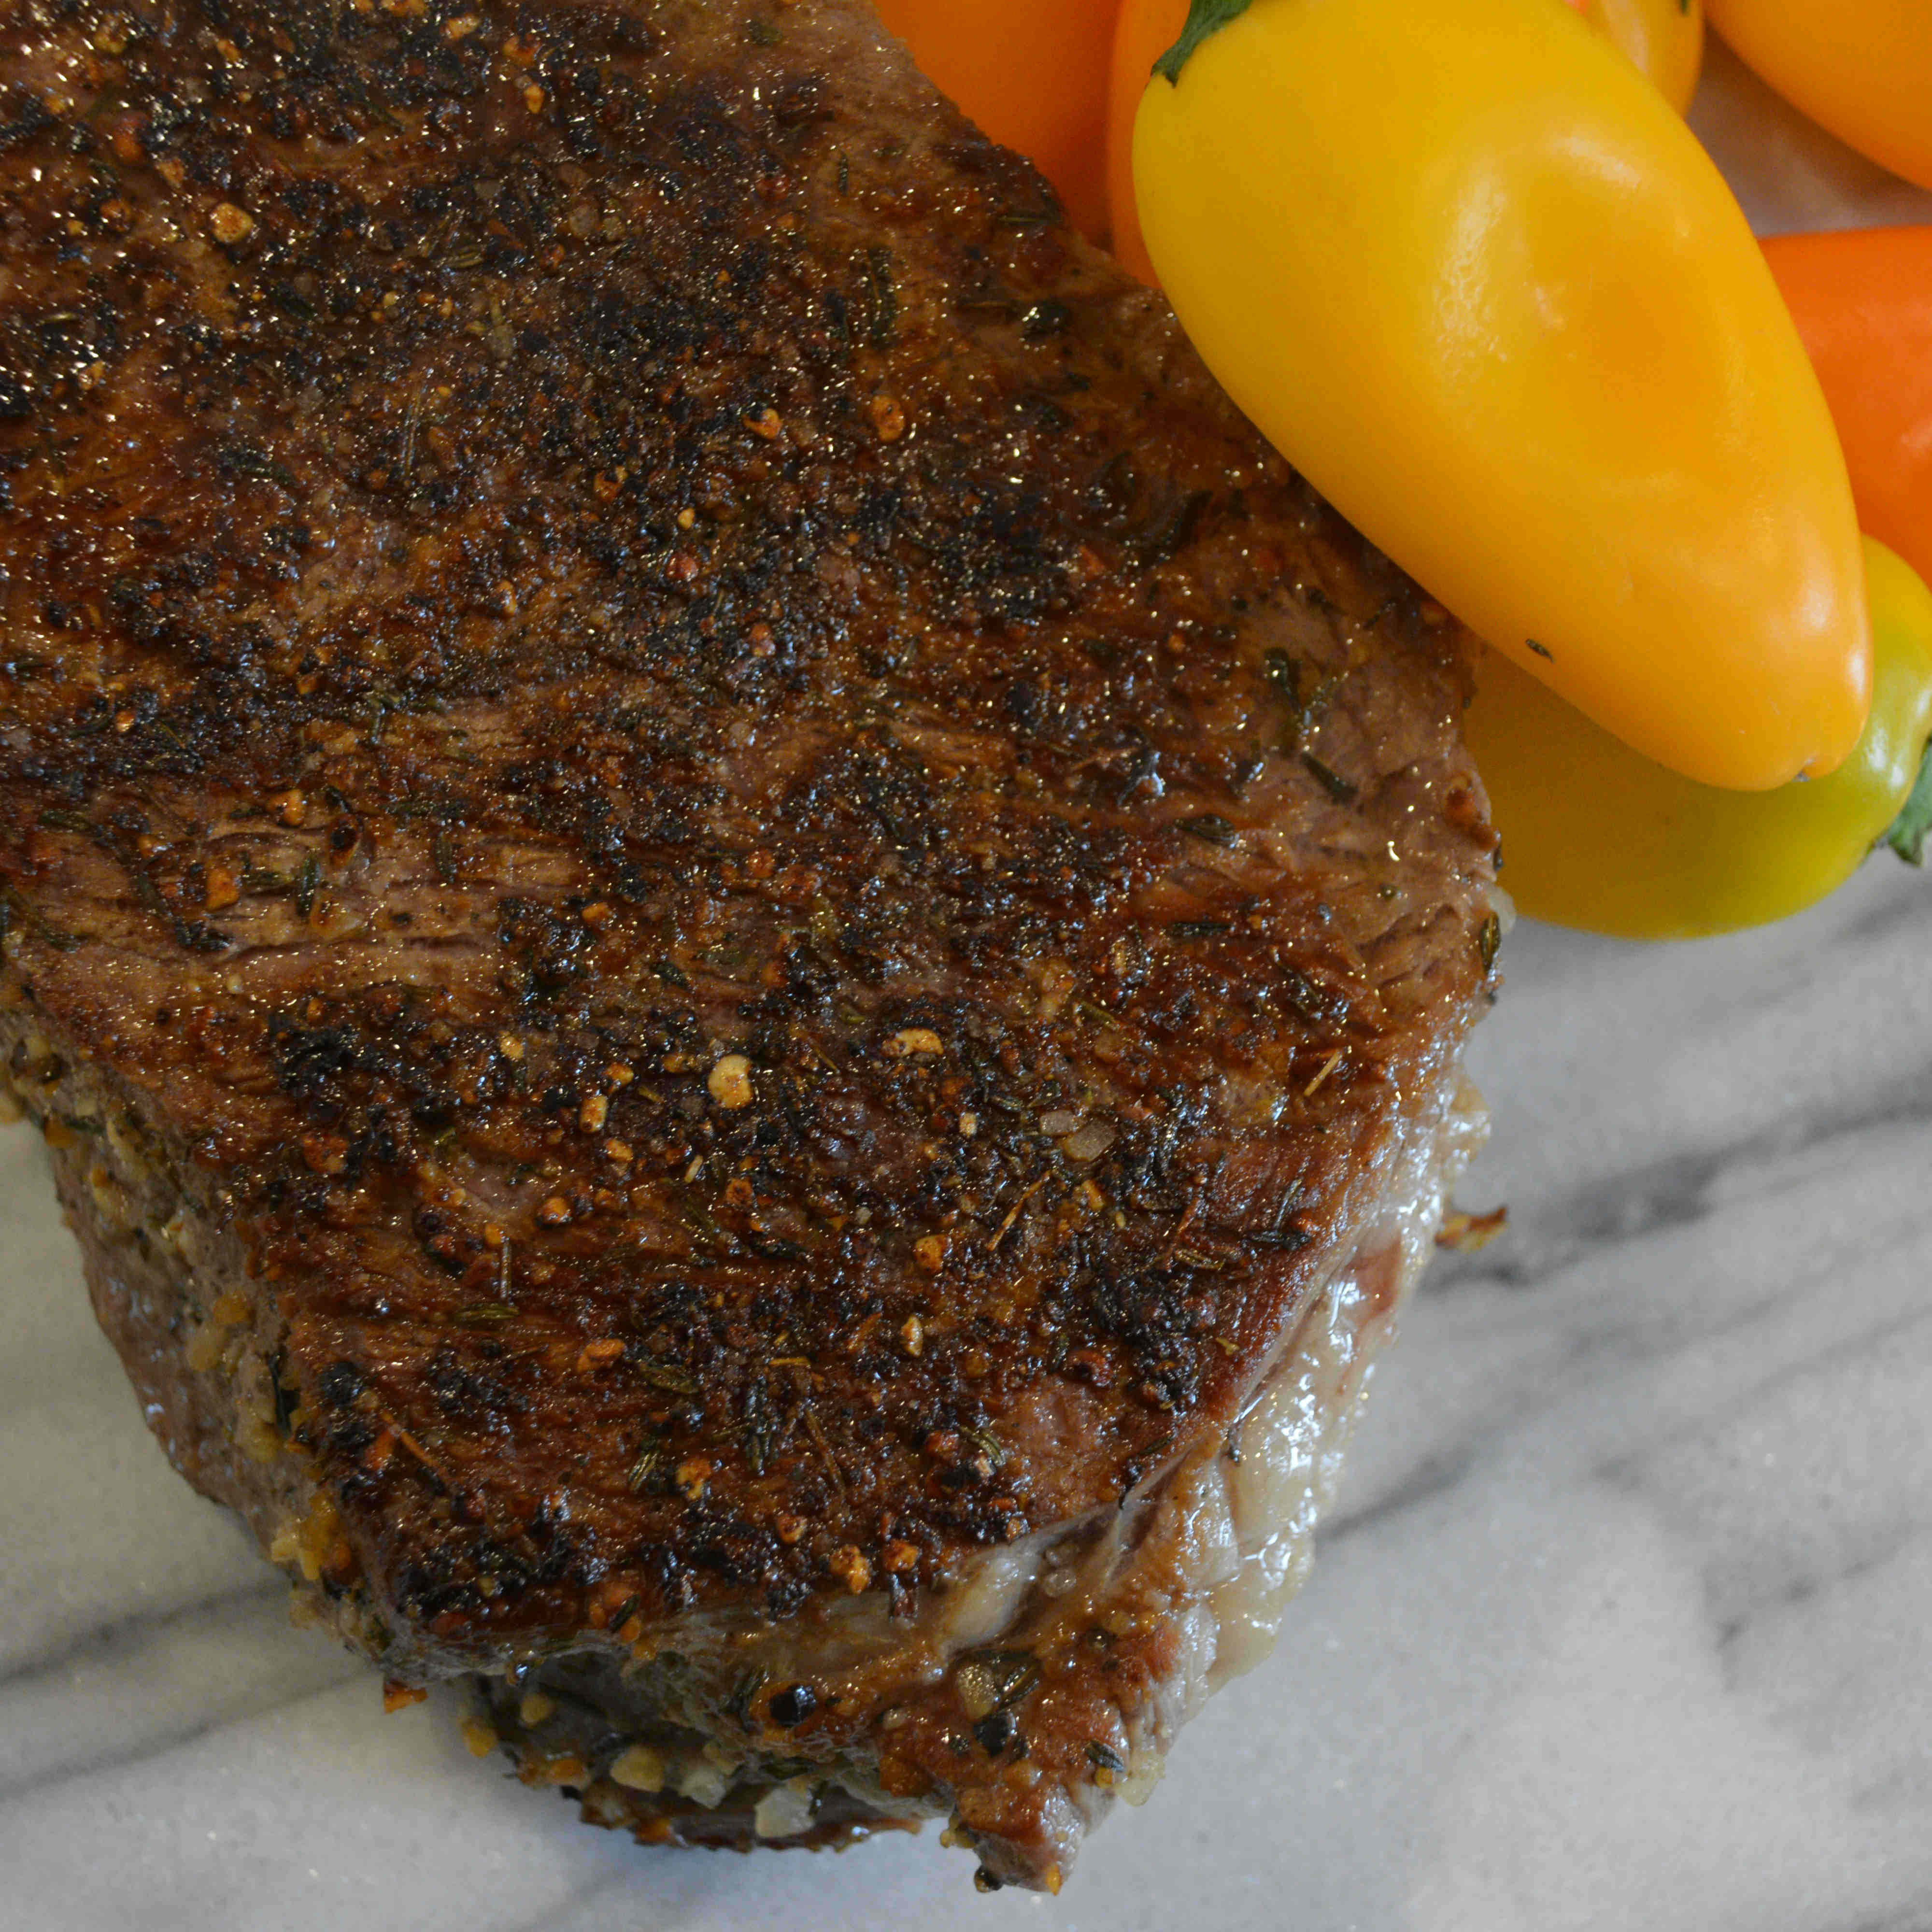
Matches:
[[0, 0, 1498, 1889], [467, 1074, 1487, 1890]]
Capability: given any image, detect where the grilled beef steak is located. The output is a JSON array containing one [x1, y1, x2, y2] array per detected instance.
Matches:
[[0, 0, 1500, 1891]]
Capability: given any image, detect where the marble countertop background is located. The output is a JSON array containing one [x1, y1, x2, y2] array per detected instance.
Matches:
[[5, 39, 1932, 1932]]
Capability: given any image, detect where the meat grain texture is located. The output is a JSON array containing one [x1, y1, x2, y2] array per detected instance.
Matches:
[[0, 0, 1501, 1892]]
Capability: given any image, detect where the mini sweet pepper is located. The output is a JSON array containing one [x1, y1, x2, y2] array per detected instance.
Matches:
[[1133, 0, 1871, 793]]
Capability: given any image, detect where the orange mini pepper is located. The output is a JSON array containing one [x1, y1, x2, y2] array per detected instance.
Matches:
[[872, 0, 1119, 243], [1763, 227, 1932, 597]]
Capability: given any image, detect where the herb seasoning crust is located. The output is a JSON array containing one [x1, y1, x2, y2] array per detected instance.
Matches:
[[0, 0, 1499, 1891]]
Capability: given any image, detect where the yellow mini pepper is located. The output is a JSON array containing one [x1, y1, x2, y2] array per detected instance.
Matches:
[[1134, 0, 1870, 793], [1568, 0, 1704, 114], [1706, 0, 1932, 196], [1465, 538, 1932, 939]]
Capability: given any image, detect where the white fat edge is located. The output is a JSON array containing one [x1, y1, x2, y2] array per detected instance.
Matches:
[[753, 1777, 816, 1839]]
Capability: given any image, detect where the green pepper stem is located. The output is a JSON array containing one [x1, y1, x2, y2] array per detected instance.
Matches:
[[1154, 0, 1253, 84], [1883, 736, 1932, 864]]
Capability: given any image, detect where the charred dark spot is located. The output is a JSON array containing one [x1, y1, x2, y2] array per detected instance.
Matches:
[[316, 1361, 369, 1408], [1019, 299, 1071, 341], [973, 1708, 1016, 1755], [768, 1682, 818, 1728]]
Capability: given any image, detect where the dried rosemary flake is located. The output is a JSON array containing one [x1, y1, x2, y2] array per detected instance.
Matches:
[[626, 1441, 667, 1492], [1301, 753, 1358, 805], [451, 1303, 516, 1328], [1178, 812, 1238, 848], [1478, 910, 1502, 973], [637, 1361, 698, 1395], [954, 1649, 1039, 1720], [1250, 1222, 1311, 1251]]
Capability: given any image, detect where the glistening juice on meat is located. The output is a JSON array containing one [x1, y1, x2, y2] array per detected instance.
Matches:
[[0, 0, 1500, 1892]]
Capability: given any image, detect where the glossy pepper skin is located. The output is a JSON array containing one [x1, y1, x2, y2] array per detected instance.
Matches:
[[1706, 0, 1932, 194], [1108, 0, 1701, 294], [1764, 227, 1932, 596], [1134, 0, 1870, 792], [871, 0, 1117, 242], [1107, 0, 1188, 289], [1465, 540, 1932, 939], [1566, 0, 1703, 114]]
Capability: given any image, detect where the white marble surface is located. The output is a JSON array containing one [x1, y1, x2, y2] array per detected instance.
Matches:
[[6, 40, 1932, 1932]]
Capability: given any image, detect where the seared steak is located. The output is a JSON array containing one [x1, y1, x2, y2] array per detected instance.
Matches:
[[0, 0, 1499, 1892]]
